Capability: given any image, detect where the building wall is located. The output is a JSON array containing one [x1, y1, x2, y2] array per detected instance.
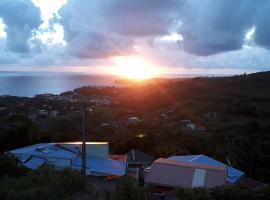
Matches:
[[145, 164, 194, 187], [204, 170, 226, 188], [145, 163, 226, 188], [60, 143, 109, 158], [86, 143, 108, 158]]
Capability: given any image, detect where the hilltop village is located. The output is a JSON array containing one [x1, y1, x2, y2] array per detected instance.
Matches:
[[1, 72, 270, 199]]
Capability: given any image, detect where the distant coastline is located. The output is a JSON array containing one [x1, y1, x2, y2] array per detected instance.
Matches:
[[0, 71, 233, 97]]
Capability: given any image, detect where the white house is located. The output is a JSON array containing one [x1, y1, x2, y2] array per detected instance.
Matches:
[[181, 120, 196, 130], [128, 117, 141, 125]]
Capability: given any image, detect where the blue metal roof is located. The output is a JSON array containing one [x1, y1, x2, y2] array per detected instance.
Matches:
[[23, 157, 46, 169], [9, 143, 77, 160], [72, 156, 126, 176], [168, 155, 244, 183], [8, 143, 127, 176]]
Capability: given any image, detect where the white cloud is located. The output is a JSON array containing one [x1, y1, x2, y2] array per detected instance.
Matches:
[[0, 18, 6, 38], [1, 0, 270, 74]]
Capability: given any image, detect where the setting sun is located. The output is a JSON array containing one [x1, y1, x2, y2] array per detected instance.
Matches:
[[111, 56, 162, 80]]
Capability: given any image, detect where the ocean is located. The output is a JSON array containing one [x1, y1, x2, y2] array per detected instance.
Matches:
[[0, 71, 230, 97], [0, 72, 118, 97]]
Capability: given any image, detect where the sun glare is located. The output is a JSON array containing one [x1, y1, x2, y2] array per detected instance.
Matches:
[[111, 56, 161, 80]]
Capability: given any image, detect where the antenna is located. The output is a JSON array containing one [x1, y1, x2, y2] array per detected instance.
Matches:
[[81, 103, 86, 176], [226, 157, 232, 166]]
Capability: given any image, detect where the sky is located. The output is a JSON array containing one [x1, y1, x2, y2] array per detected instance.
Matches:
[[0, 0, 270, 75]]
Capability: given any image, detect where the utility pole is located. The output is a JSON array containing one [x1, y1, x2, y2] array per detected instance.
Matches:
[[81, 103, 86, 176]]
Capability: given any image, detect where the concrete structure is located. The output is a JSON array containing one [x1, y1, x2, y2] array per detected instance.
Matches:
[[145, 158, 227, 188], [7, 142, 126, 176]]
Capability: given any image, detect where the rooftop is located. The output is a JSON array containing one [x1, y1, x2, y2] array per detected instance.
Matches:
[[168, 154, 244, 183], [155, 158, 226, 172]]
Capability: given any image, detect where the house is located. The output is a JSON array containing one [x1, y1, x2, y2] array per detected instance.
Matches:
[[128, 117, 141, 125], [168, 154, 244, 184], [101, 122, 121, 128], [127, 149, 154, 167], [101, 123, 110, 127], [28, 114, 39, 122], [181, 120, 196, 130], [7, 142, 127, 177], [0, 107, 8, 115], [144, 158, 227, 188], [206, 112, 218, 119], [126, 149, 154, 182], [50, 111, 60, 117], [160, 113, 168, 119], [37, 109, 48, 118]]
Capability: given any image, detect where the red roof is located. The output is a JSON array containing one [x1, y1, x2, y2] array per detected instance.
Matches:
[[109, 154, 128, 162], [155, 158, 226, 172]]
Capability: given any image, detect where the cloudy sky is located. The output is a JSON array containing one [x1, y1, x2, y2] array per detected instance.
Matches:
[[0, 0, 270, 75]]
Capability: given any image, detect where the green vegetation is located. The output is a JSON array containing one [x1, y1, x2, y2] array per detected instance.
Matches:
[[1, 154, 270, 199], [0, 154, 90, 200], [114, 178, 147, 200], [1, 71, 270, 199], [173, 185, 270, 200]]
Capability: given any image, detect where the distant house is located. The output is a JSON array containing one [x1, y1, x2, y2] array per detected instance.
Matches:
[[128, 117, 141, 125], [101, 123, 110, 127], [102, 122, 121, 128], [50, 111, 60, 118], [160, 113, 168, 119], [86, 107, 94, 112], [29, 114, 39, 122], [181, 120, 196, 130], [7, 142, 126, 177], [145, 158, 227, 188], [206, 112, 218, 119], [37, 109, 48, 118], [168, 154, 244, 184], [0, 107, 7, 114]]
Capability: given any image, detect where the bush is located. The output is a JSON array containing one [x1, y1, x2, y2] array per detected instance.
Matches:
[[114, 178, 147, 200], [0, 167, 91, 200], [0, 153, 27, 178], [173, 185, 270, 200]]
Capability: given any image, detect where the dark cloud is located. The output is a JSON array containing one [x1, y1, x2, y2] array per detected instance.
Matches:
[[0, 0, 42, 53], [58, 0, 185, 58], [1, 0, 270, 71], [103, 0, 185, 36], [57, 0, 270, 58], [66, 31, 134, 58], [178, 0, 264, 56], [254, 2, 270, 49]]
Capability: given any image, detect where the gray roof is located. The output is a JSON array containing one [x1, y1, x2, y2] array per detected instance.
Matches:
[[127, 149, 154, 164]]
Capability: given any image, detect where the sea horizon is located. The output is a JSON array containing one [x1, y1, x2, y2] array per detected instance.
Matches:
[[0, 71, 234, 97]]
